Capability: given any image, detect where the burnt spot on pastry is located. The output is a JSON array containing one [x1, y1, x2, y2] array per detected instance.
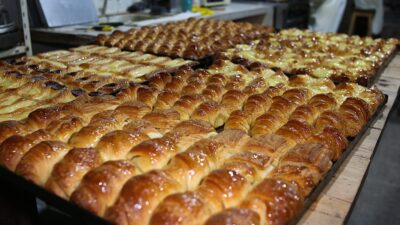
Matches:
[[65, 71, 79, 77], [76, 76, 90, 81], [88, 91, 101, 97], [51, 69, 62, 74], [27, 64, 40, 70], [31, 75, 46, 81], [5, 70, 22, 77], [71, 88, 86, 97], [45, 81, 66, 90], [36, 68, 51, 73]]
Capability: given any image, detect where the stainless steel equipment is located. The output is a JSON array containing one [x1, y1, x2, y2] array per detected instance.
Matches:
[[34, 0, 98, 27], [202, 0, 231, 7]]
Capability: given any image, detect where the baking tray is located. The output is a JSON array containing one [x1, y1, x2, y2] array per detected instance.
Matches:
[[229, 48, 398, 87], [288, 94, 388, 225], [0, 95, 388, 225], [360, 48, 399, 87]]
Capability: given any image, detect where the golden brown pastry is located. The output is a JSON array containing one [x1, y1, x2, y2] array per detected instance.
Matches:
[[239, 178, 303, 225], [96, 130, 150, 161], [15, 141, 69, 185], [70, 160, 137, 216], [204, 208, 261, 225], [339, 97, 371, 137], [148, 134, 289, 225], [45, 147, 102, 199], [173, 94, 206, 120], [97, 18, 274, 60], [106, 130, 249, 225], [0, 129, 51, 171]]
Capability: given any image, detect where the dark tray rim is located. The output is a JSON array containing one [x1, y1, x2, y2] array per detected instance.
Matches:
[[0, 95, 389, 225]]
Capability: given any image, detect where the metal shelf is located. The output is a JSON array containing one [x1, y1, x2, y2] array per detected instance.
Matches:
[[0, 0, 32, 59]]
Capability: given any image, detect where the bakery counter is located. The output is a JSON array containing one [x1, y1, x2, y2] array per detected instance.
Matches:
[[30, 2, 275, 47]]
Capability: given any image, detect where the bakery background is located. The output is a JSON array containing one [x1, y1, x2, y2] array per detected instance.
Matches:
[[0, 0, 399, 225]]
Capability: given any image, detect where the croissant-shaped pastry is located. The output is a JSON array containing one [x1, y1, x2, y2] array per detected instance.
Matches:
[[225, 75, 247, 90], [220, 90, 247, 113], [105, 170, 183, 225], [15, 141, 69, 185], [45, 115, 85, 142], [0, 120, 25, 143], [147, 72, 173, 91], [45, 147, 102, 199], [314, 110, 346, 134], [136, 86, 160, 107], [113, 101, 152, 120], [70, 160, 137, 216], [339, 97, 370, 137], [122, 120, 162, 139], [275, 119, 313, 146], [191, 101, 225, 128], [153, 90, 181, 110], [279, 143, 333, 175], [251, 112, 287, 137], [68, 124, 118, 148], [173, 94, 206, 120], [0, 129, 51, 171], [224, 110, 251, 132], [243, 93, 273, 123], [270, 164, 319, 198], [204, 208, 260, 225], [164, 76, 188, 92], [23, 106, 63, 131], [243, 77, 269, 95], [141, 109, 182, 134], [239, 178, 303, 225], [308, 127, 348, 160], [126, 120, 216, 173], [202, 84, 227, 102], [166, 130, 249, 189], [207, 73, 228, 87], [96, 130, 150, 161]]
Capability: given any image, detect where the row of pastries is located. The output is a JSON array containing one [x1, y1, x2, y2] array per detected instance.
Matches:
[[221, 28, 398, 85], [0, 53, 385, 225]]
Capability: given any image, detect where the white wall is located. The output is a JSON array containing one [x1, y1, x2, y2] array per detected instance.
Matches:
[[93, 0, 141, 16]]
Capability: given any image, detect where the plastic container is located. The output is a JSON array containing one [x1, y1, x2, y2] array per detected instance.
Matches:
[[181, 0, 192, 12]]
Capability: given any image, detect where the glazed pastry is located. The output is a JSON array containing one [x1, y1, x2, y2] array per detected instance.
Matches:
[[223, 28, 398, 84], [96, 18, 274, 60], [45, 147, 103, 199], [105, 130, 249, 225], [70, 160, 137, 216], [15, 141, 70, 185]]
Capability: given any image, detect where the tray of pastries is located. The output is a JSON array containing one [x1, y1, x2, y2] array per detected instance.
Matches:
[[220, 28, 398, 86], [0, 59, 386, 225], [13, 45, 195, 84], [96, 18, 274, 61], [0, 63, 78, 122]]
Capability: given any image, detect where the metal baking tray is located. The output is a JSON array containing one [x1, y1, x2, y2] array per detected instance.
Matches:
[[0, 95, 388, 225]]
